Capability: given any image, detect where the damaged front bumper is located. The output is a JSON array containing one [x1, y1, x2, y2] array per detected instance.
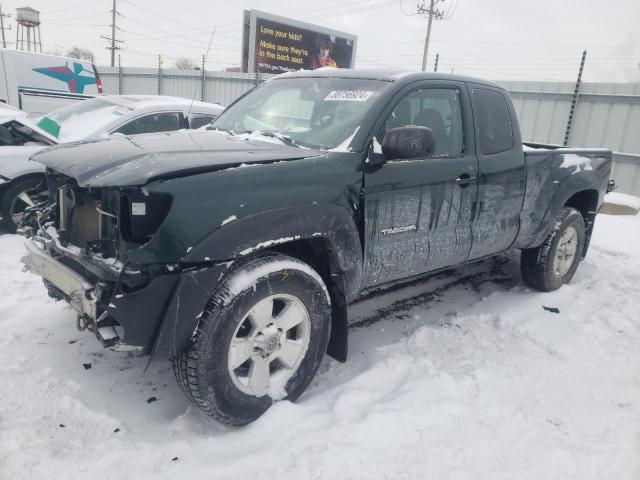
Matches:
[[22, 239, 97, 320], [21, 237, 123, 347], [21, 234, 230, 359]]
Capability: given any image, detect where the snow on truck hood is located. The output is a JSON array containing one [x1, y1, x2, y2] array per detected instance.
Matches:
[[30, 130, 324, 187]]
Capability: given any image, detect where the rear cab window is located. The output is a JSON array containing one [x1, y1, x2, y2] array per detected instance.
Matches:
[[471, 88, 514, 155]]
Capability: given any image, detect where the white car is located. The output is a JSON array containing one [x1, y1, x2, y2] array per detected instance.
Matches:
[[0, 95, 224, 230]]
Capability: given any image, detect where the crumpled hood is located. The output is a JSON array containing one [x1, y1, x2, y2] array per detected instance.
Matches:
[[30, 130, 324, 187]]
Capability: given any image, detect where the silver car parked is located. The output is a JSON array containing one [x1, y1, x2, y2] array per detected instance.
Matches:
[[0, 95, 223, 230]]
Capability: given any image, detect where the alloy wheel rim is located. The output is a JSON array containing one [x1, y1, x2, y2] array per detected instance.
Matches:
[[553, 226, 578, 277], [227, 294, 310, 399], [10, 187, 46, 226]]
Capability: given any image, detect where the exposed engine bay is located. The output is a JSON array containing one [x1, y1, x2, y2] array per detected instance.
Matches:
[[20, 169, 172, 349]]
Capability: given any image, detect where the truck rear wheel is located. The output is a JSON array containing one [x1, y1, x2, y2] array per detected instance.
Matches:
[[173, 252, 332, 426], [521, 206, 585, 292]]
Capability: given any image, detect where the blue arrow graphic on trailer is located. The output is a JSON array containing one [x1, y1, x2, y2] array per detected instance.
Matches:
[[32, 62, 96, 94]]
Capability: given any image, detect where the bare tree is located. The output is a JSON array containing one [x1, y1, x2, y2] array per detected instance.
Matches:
[[175, 57, 198, 70], [67, 46, 95, 62], [45, 45, 63, 56]]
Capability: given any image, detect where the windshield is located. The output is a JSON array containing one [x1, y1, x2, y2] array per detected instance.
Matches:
[[211, 77, 389, 150], [37, 98, 133, 142]]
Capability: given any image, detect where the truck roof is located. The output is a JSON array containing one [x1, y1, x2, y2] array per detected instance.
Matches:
[[273, 67, 504, 90]]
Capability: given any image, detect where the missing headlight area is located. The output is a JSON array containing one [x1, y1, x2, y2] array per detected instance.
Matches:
[[119, 191, 172, 245], [56, 184, 119, 258], [50, 179, 171, 261]]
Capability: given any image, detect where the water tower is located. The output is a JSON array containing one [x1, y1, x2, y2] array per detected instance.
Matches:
[[16, 7, 42, 53]]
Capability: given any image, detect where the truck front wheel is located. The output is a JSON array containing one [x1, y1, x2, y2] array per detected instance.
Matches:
[[521, 206, 586, 292], [173, 253, 332, 425]]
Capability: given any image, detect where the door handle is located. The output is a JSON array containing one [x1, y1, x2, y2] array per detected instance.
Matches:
[[456, 174, 477, 187]]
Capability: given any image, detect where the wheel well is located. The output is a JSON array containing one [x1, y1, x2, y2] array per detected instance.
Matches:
[[0, 172, 47, 215], [268, 237, 349, 362], [9, 172, 46, 184], [564, 189, 599, 256], [565, 189, 598, 219], [0, 173, 47, 195]]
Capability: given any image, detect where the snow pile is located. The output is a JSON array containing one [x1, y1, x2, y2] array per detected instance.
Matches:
[[220, 215, 237, 226], [605, 192, 640, 210], [224, 256, 331, 305], [1, 210, 640, 479], [559, 153, 593, 173]]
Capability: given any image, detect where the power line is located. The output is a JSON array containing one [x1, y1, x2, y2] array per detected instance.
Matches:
[[441, 0, 461, 19], [43, 11, 108, 22], [122, 28, 239, 50], [123, 0, 213, 34], [46, 22, 110, 27], [41, 0, 103, 14], [304, 0, 399, 21], [121, 28, 214, 50], [357, 38, 637, 49]]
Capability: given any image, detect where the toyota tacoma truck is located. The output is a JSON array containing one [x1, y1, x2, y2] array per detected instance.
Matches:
[[20, 69, 613, 425]]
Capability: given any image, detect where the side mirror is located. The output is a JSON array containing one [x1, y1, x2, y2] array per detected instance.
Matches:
[[381, 126, 436, 161]]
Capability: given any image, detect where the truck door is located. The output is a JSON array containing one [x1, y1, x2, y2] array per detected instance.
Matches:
[[363, 83, 479, 287], [467, 86, 526, 259]]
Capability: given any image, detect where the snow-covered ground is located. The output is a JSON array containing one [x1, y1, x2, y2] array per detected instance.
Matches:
[[1, 211, 639, 480], [605, 192, 640, 210]]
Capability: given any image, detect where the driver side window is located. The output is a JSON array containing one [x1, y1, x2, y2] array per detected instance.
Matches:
[[381, 88, 464, 157]]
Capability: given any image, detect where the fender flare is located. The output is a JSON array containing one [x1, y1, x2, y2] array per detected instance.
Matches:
[[527, 171, 601, 249], [150, 204, 363, 363], [183, 204, 363, 295]]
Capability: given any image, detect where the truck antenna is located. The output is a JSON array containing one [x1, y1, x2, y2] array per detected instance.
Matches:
[[188, 26, 216, 119]]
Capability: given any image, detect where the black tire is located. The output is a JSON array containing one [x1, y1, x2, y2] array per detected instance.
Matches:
[[0, 176, 46, 232], [173, 252, 332, 426], [521, 206, 585, 292]]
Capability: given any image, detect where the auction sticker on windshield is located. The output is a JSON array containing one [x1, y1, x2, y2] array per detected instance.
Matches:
[[324, 90, 374, 102]]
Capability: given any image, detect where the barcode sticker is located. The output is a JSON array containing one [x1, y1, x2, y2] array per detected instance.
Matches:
[[324, 90, 374, 102], [131, 202, 146, 216]]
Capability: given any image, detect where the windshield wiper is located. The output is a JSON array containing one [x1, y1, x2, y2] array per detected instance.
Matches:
[[206, 125, 236, 136], [252, 131, 300, 148]]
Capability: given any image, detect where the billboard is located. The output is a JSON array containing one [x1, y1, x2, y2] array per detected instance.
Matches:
[[242, 10, 357, 74]]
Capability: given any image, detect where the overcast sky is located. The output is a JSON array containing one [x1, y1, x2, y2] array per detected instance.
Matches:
[[0, 0, 638, 82]]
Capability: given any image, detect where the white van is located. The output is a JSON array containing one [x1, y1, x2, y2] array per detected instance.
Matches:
[[0, 49, 102, 116]]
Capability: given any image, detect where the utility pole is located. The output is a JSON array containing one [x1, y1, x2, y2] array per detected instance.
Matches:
[[0, 4, 11, 48], [101, 0, 122, 66], [418, 0, 444, 71], [110, 0, 116, 66]]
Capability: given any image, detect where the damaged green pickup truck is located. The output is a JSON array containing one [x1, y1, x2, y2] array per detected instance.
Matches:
[[20, 69, 613, 425]]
